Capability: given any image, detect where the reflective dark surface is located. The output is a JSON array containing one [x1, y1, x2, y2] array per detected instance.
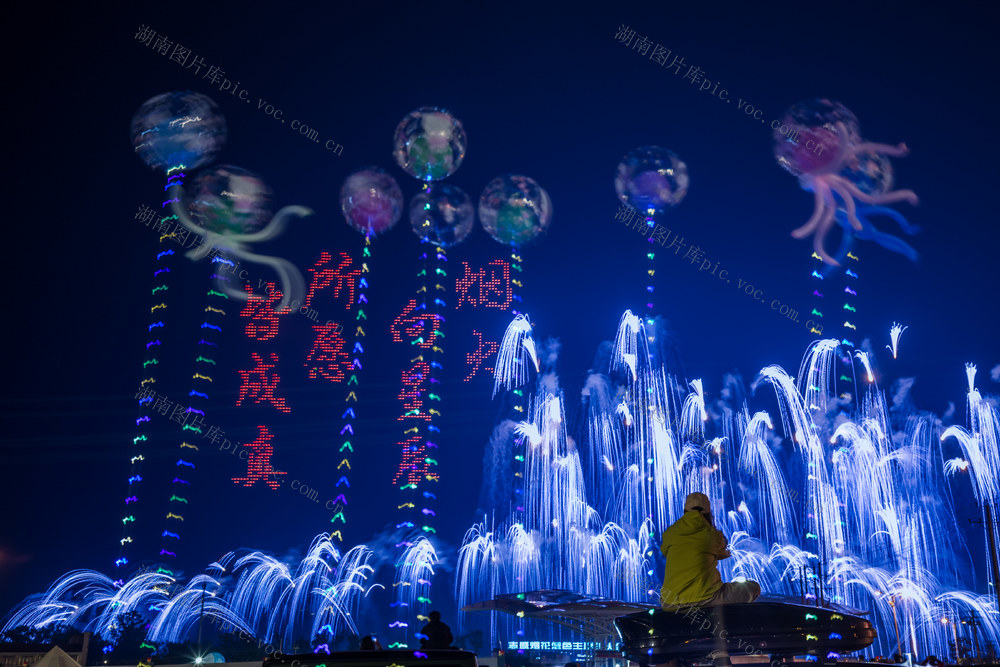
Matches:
[[614, 600, 876, 665]]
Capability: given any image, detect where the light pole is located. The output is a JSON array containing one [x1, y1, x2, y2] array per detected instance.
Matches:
[[941, 617, 960, 663], [888, 596, 902, 659], [984, 504, 1000, 614]]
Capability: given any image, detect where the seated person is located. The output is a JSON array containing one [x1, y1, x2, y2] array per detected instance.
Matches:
[[660, 492, 761, 609], [420, 610, 454, 649]]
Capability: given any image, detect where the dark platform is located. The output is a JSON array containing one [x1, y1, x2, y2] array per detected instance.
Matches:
[[262, 649, 478, 667], [614, 598, 876, 665]]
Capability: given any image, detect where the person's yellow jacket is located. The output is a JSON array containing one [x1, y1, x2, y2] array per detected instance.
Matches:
[[659, 510, 730, 606]]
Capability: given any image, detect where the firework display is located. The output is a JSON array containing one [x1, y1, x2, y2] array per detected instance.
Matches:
[[5, 14, 999, 667]]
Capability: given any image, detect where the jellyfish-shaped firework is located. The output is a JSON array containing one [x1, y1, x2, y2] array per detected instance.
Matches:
[[819, 152, 920, 272], [171, 165, 309, 311], [773, 99, 918, 265], [478, 174, 552, 246], [393, 107, 467, 182]]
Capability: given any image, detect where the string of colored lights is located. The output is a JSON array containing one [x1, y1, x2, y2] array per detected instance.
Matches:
[[805, 251, 828, 571], [837, 251, 860, 399], [640, 210, 660, 572], [300, 244, 366, 654], [157, 254, 233, 575], [642, 212, 657, 365], [302, 246, 365, 548], [508, 245, 531, 648], [119, 168, 185, 580], [808, 252, 826, 339], [808, 249, 859, 400], [388, 238, 449, 646], [335, 238, 368, 547]]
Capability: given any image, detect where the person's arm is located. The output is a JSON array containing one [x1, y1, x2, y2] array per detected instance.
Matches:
[[713, 528, 731, 559]]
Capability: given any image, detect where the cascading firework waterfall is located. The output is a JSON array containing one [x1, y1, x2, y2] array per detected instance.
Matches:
[[3, 535, 375, 652], [5, 313, 999, 661], [456, 314, 1000, 659]]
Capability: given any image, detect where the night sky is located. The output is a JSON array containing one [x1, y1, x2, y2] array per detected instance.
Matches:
[[2, 1, 998, 623]]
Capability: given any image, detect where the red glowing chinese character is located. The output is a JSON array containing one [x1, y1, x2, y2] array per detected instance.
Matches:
[[240, 284, 291, 341], [390, 299, 442, 348], [481, 259, 511, 309], [305, 322, 352, 383], [464, 330, 500, 381], [304, 251, 361, 310], [455, 260, 511, 310], [236, 352, 291, 413], [397, 361, 430, 412], [232, 425, 286, 489], [392, 434, 427, 485]]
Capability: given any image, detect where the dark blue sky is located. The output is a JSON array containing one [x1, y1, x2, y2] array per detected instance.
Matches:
[[2, 1, 998, 619]]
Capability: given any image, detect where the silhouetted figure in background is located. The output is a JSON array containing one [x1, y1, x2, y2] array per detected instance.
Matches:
[[420, 611, 454, 649], [359, 635, 381, 650]]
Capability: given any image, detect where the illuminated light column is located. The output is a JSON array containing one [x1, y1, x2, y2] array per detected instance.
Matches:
[[300, 232, 381, 656], [128, 91, 226, 667], [157, 253, 232, 574], [388, 239, 449, 646], [808, 251, 826, 340], [638, 209, 660, 517], [302, 249, 363, 546], [637, 209, 658, 366], [836, 253, 860, 399], [337, 236, 371, 546], [506, 249, 528, 529], [120, 172, 185, 578], [332, 164, 403, 557]]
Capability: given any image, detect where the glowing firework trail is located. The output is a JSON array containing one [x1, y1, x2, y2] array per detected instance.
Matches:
[[610, 311, 643, 382], [389, 537, 438, 646], [581, 371, 622, 516], [886, 322, 907, 359], [854, 350, 875, 384], [737, 411, 795, 547], [146, 575, 241, 642], [0, 534, 374, 648], [965, 363, 977, 394], [942, 423, 999, 502], [217, 535, 374, 647], [797, 338, 842, 413], [608, 309, 678, 530], [678, 378, 707, 444], [492, 315, 538, 397], [942, 363, 1000, 611], [13, 310, 1000, 660], [2, 570, 119, 633]]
